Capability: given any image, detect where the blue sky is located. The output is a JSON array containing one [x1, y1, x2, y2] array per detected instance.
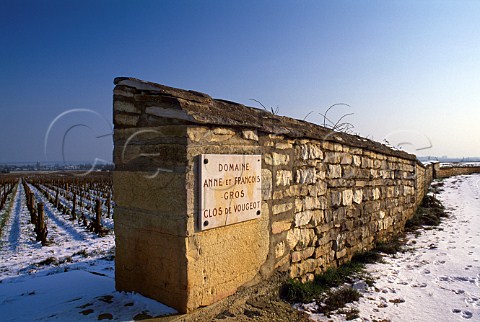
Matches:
[[1, 0, 479, 163]]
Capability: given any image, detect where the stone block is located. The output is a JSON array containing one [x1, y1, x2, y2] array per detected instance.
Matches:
[[330, 191, 342, 207], [273, 190, 283, 200], [115, 221, 188, 312], [187, 127, 210, 142], [145, 105, 192, 122], [290, 258, 317, 278], [302, 274, 315, 283], [342, 166, 357, 179], [328, 164, 342, 179], [187, 127, 254, 145], [286, 228, 315, 250], [373, 187, 381, 200], [361, 157, 374, 169], [242, 130, 258, 141], [322, 141, 335, 151], [295, 210, 313, 227], [261, 169, 272, 200], [325, 151, 341, 163], [276, 142, 293, 150], [341, 154, 353, 165], [272, 202, 293, 215], [186, 212, 269, 311], [333, 207, 346, 222], [333, 143, 343, 152], [271, 220, 292, 234], [115, 113, 140, 127], [336, 248, 348, 259], [292, 247, 315, 263], [342, 189, 353, 206], [304, 196, 320, 210], [264, 152, 290, 165], [387, 186, 395, 198], [316, 180, 327, 196], [353, 189, 363, 204], [114, 86, 135, 97], [114, 100, 141, 114], [299, 143, 323, 160], [276, 170, 292, 186], [295, 198, 303, 212], [187, 144, 261, 157], [114, 141, 187, 172], [291, 251, 302, 263], [275, 241, 286, 258], [295, 168, 316, 184], [212, 128, 235, 135], [209, 128, 237, 142], [114, 125, 187, 145], [284, 184, 309, 198], [275, 254, 291, 270], [353, 155, 362, 167], [310, 210, 325, 226], [113, 171, 187, 219]]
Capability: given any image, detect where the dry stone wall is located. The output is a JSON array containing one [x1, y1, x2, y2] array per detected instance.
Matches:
[[414, 161, 435, 208], [436, 165, 480, 178], [112, 77, 433, 313]]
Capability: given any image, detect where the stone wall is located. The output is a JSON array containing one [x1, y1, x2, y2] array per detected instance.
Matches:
[[414, 161, 435, 208], [436, 164, 480, 178], [112, 77, 433, 313]]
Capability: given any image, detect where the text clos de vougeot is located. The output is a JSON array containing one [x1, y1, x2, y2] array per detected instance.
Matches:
[[199, 154, 262, 230]]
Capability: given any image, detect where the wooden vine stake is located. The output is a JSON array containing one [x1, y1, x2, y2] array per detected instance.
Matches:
[[107, 192, 111, 218], [95, 199, 102, 231], [88, 199, 106, 235], [71, 193, 77, 221], [55, 188, 59, 208], [35, 202, 48, 245]]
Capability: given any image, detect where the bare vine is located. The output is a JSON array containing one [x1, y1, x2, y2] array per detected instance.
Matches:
[[249, 98, 354, 133], [249, 99, 280, 115], [304, 103, 354, 133]]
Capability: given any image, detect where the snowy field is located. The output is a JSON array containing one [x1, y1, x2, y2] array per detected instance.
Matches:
[[305, 174, 480, 321], [0, 181, 176, 321]]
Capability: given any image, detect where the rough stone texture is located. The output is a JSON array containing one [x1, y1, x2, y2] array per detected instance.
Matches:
[[185, 211, 269, 310], [113, 172, 189, 311], [276, 170, 292, 186], [436, 164, 480, 178], [113, 78, 435, 314], [265, 152, 290, 166]]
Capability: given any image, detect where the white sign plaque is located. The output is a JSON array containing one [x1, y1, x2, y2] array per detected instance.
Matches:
[[199, 154, 262, 230]]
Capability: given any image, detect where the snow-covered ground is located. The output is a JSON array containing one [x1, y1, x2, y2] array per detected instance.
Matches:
[[0, 180, 176, 321], [305, 174, 480, 321]]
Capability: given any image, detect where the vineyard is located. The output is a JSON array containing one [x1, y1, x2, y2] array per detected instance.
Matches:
[[0, 171, 114, 278], [0, 177, 16, 238], [0, 171, 175, 320], [24, 173, 113, 243]]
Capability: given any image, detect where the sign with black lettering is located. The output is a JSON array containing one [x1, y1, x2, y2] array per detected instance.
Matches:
[[199, 154, 262, 230]]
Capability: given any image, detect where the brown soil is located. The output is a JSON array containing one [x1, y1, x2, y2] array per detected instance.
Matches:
[[152, 273, 311, 322]]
